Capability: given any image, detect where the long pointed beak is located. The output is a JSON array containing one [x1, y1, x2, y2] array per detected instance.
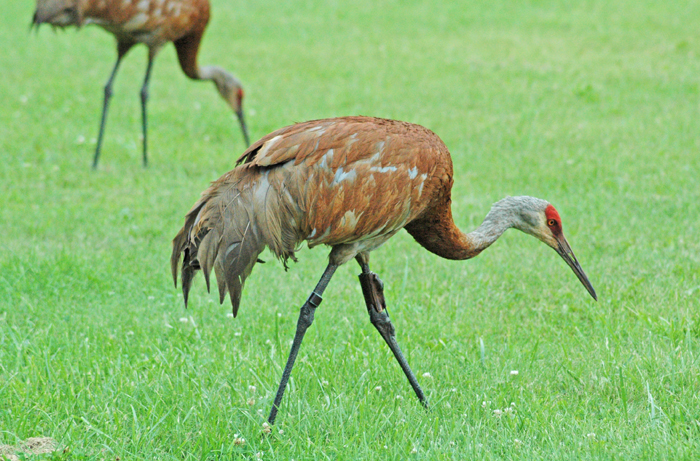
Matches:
[[235, 108, 250, 147], [555, 235, 597, 301]]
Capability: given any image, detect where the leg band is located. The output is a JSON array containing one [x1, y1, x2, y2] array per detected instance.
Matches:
[[307, 292, 323, 308]]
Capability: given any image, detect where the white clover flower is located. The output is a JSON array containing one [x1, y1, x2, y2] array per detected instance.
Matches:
[[232, 436, 245, 445]]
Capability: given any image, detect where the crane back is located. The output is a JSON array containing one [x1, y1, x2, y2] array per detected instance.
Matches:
[[172, 116, 455, 315]]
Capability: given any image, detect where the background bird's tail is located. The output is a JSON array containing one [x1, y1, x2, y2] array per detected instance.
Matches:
[[171, 176, 266, 317]]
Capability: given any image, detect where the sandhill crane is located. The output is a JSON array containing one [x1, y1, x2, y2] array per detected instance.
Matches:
[[32, 0, 250, 168], [171, 116, 597, 425]]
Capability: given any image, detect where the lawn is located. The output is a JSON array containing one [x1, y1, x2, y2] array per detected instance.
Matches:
[[1, 0, 699, 459]]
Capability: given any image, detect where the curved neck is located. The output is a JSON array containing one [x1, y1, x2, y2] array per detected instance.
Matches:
[[407, 196, 522, 261], [199, 65, 230, 85], [175, 33, 207, 81], [459, 208, 514, 259]]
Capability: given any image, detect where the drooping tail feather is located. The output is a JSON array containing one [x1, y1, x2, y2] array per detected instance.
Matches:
[[171, 177, 266, 316]]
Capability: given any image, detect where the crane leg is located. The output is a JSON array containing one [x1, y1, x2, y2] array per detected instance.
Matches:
[[139, 55, 155, 167], [93, 53, 125, 169], [356, 258, 428, 408], [268, 263, 338, 426]]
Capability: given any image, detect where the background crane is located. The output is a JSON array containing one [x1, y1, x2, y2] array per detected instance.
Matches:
[[32, 0, 250, 168], [171, 116, 597, 425]]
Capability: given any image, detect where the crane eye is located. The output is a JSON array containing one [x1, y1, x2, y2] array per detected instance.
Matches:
[[548, 219, 556, 227]]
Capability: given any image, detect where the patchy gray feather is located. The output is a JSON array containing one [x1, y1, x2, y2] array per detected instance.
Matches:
[[171, 164, 305, 316]]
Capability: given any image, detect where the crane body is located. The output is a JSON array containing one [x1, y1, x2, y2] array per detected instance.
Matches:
[[32, 0, 250, 167], [171, 116, 597, 425]]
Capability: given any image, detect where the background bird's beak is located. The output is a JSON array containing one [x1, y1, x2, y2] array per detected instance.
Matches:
[[555, 235, 597, 301], [236, 108, 250, 147]]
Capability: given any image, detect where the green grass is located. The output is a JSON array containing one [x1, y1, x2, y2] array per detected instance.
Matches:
[[2, 0, 700, 459]]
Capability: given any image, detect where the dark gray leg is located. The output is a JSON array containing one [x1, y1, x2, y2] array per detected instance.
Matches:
[[268, 263, 338, 425], [93, 42, 135, 169], [139, 54, 155, 167], [357, 257, 427, 407], [93, 52, 126, 169]]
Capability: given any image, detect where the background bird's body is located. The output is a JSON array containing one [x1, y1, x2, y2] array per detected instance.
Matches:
[[32, 0, 249, 167], [41, 0, 209, 48]]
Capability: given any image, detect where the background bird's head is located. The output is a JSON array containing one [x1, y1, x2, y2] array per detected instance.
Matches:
[[497, 196, 597, 301], [32, 0, 83, 28], [212, 71, 250, 146]]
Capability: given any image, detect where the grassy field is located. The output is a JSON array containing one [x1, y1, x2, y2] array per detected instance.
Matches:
[[2, 0, 700, 459]]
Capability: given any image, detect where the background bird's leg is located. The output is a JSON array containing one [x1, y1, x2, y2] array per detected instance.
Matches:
[[93, 42, 132, 169], [356, 255, 428, 408], [268, 262, 338, 425], [139, 49, 157, 167]]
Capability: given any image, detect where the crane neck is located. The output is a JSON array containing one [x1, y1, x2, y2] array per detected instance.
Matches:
[[407, 196, 527, 261], [198, 65, 227, 83], [459, 206, 515, 259]]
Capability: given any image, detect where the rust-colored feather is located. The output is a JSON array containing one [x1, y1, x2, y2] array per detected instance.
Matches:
[[170, 116, 598, 424], [173, 116, 459, 313]]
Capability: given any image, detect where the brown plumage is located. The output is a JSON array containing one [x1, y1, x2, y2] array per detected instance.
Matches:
[[32, 0, 250, 168], [171, 116, 597, 425]]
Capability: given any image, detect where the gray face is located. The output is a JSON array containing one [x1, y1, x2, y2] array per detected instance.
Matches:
[[493, 196, 549, 237], [517, 207, 545, 232], [490, 196, 597, 300]]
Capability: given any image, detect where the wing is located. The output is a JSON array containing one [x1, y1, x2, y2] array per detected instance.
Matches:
[[234, 116, 454, 250], [235, 116, 448, 170]]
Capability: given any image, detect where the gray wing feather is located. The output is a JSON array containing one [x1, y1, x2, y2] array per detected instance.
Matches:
[[171, 177, 265, 316], [171, 162, 306, 316]]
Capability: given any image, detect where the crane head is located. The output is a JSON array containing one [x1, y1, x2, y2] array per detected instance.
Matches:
[[32, 0, 82, 28], [511, 199, 597, 301], [210, 70, 250, 147]]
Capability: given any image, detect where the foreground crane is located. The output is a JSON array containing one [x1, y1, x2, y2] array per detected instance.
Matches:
[[171, 116, 597, 425], [32, 0, 250, 168]]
